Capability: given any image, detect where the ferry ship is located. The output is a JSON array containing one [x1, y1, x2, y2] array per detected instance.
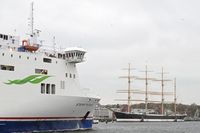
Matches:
[[0, 3, 100, 133]]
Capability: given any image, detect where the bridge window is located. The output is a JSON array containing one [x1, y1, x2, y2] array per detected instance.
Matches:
[[3, 35, 8, 40], [63, 54, 66, 59]]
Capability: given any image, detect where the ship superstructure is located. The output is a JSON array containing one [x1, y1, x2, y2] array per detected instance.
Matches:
[[0, 2, 99, 133]]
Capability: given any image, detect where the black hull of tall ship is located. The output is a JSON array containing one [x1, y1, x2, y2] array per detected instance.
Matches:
[[114, 111, 186, 122]]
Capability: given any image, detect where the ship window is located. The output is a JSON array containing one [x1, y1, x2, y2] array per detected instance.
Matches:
[[41, 83, 45, 94], [60, 81, 65, 89], [27, 57, 29, 60], [2, 53, 4, 56], [35, 68, 48, 75], [35, 57, 37, 61], [73, 74, 75, 79], [0, 65, 14, 71], [4, 35, 8, 40], [51, 84, 56, 94], [43, 58, 52, 63], [70, 73, 72, 78], [0, 34, 2, 38], [58, 53, 62, 58], [63, 54, 66, 59], [66, 73, 68, 78], [12, 39, 15, 44], [11, 54, 13, 57], [46, 84, 50, 94], [19, 55, 21, 59]]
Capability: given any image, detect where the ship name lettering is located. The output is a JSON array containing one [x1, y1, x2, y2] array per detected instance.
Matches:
[[76, 103, 93, 106]]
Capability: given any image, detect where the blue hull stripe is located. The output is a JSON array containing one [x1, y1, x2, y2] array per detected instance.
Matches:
[[0, 120, 92, 133]]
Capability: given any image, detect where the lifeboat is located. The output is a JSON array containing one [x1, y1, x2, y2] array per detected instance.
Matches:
[[22, 40, 39, 52]]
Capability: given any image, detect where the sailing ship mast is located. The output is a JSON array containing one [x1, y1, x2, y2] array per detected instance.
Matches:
[[118, 63, 136, 113], [154, 67, 171, 115], [174, 78, 177, 117], [127, 63, 131, 113], [136, 65, 154, 112]]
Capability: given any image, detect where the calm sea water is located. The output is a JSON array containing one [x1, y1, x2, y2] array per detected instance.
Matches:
[[57, 122, 200, 133]]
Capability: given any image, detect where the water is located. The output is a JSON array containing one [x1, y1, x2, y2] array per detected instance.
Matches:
[[56, 122, 200, 133]]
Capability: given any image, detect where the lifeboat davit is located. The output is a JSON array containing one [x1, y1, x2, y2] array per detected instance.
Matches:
[[22, 40, 39, 52]]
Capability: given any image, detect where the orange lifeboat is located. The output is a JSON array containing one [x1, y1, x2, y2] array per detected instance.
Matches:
[[22, 40, 39, 52]]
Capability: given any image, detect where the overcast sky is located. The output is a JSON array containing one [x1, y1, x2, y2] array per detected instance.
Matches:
[[1, 0, 200, 105]]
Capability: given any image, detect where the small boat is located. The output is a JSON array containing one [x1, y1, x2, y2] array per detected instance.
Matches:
[[22, 40, 39, 52]]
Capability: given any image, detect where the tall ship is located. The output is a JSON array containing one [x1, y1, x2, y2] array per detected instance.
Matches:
[[0, 3, 100, 133], [114, 64, 186, 122]]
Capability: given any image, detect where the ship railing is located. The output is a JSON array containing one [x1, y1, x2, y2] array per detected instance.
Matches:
[[0, 43, 86, 61]]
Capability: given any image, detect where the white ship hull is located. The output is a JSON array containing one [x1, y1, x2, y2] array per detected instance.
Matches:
[[0, 93, 99, 132]]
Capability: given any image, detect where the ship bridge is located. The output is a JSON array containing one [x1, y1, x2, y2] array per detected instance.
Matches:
[[64, 47, 86, 63]]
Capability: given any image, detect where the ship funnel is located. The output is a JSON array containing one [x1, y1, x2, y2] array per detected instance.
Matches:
[[64, 47, 86, 63]]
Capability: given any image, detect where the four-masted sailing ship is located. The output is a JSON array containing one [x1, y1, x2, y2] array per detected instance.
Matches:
[[114, 64, 187, 122]]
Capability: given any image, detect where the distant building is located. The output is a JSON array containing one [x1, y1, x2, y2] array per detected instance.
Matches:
[[93, 104, 120, 120]]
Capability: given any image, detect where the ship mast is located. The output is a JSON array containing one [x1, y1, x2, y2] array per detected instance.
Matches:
[[156, 67, 171, 115], [127, 63, 131, 113], [137, 65, 154, 112], [118, 63, 136, 113], [26, 2, 41, 49], [174, 78, 177, 117], [30, 2, 34, 35]]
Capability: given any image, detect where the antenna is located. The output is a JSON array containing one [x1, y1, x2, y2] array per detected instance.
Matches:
[[53, 36, 56, 54], [30, 2, 34, 35]]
